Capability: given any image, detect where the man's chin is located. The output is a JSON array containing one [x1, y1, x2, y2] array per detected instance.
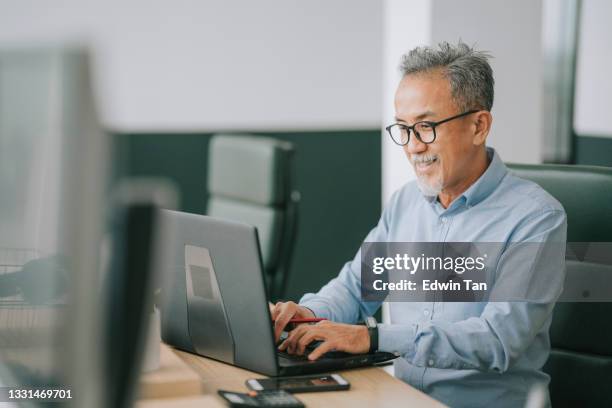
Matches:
[[416, 176, 443, 197]]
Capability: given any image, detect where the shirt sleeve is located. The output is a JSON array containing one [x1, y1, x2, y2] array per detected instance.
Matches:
[[298, 190, 401, 323], [377, 208, 567, 372]]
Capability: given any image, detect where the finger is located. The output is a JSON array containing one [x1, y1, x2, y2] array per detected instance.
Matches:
[[278, 339, 288, 351], [268, 302, 276, 318], [274, 306, 295, 342], [285, 325, 310, 354], [270, 302, 282, 320], [284, 325, 305, 354], [296, 330, 321, 355], [308, 340, 335, 361]]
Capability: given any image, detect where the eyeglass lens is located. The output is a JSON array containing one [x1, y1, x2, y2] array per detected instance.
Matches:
[[390, 122, 435, 145]]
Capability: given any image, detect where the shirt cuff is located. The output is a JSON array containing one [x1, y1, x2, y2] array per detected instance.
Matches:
[[377, 323, 419, 358]]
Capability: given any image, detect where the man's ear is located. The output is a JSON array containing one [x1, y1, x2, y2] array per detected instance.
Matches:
[[472, 111, 492, 146]]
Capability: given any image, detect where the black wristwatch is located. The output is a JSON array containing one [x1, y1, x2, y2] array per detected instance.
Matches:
[[364, 316, 378, 353]]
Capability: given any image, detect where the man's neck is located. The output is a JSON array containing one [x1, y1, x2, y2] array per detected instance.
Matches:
[[437, 149, 490, 208]]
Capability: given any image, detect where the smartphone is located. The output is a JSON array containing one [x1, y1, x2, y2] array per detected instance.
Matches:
[[246, 374, 350, 393]]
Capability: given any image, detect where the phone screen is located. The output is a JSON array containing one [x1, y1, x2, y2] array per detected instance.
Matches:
[[248, 374, 349, 393]]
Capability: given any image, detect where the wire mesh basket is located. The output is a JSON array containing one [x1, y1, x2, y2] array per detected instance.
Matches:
[[0, 247, 59, 348]]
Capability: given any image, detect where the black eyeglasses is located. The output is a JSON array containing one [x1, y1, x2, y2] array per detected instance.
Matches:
[[386, 110, 479, 146]]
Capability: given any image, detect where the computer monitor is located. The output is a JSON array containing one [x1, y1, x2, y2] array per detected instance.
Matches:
[[0, 46, 171, 408], [0, 46, 108, 406]]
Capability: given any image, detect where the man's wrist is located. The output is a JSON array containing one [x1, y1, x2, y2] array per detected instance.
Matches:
[[301, 306, 316, 318], [298, 300, 331, 320]]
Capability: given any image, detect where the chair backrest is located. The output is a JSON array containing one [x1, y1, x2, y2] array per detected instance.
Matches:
[[508, 163, 612, 408], [206, 134, 298, 300]]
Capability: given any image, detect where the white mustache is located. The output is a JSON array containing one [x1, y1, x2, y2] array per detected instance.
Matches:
[[410, 154, 438, 164]]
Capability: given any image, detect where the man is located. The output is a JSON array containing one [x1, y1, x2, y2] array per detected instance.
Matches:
[[271, 42, 566, 407]]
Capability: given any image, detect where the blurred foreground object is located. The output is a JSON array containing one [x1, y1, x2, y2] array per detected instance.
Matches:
[[0, 46, 108, 408], [0, 46, 177, 408]]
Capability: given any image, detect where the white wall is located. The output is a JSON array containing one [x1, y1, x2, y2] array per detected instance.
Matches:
[[0, 0, 382, 132], [431, 0, 544, 164], [382, 0, 432, 204], [574, 0, 612, 138]]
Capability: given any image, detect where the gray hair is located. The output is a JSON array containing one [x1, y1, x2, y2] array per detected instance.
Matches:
[[399, 41, 494, 112]]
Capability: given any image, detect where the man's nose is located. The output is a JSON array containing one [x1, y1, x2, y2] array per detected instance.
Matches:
[[405, 133, 427, 154]]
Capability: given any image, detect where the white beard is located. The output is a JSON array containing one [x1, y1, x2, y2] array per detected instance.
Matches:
[[416, 175, 443, 197]]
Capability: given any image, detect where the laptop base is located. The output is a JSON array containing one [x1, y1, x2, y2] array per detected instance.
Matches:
[[277, 350, 398, 376]]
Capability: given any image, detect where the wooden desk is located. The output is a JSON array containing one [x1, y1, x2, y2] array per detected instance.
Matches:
[[139, 344, 202, 399], [138, 345, 446, 407]]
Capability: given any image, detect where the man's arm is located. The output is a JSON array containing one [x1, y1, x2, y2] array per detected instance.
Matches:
[[273, 239, 383, 351], [377, 208, 567, 372], [273, 190, 400, 343], [298, 191, 398, 323], [298, 257, 380, 323]]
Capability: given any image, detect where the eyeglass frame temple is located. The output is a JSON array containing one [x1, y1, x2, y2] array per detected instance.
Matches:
[[428, 109, 480, 127]]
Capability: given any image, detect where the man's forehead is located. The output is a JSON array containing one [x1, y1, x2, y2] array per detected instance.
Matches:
[[394, 110, 435, 123], [394, 73, 454, 121]]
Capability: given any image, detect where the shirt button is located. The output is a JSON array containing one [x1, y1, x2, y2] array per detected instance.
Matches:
[[428, 359, 434, 366], [423, 309, 430, 316], [440, 217, 447, 223]]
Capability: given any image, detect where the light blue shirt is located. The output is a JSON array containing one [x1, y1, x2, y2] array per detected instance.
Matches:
[[300, 147, 567, 408]]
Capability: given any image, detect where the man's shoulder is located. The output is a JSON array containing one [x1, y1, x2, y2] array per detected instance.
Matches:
[[500, 171, 565, 215]]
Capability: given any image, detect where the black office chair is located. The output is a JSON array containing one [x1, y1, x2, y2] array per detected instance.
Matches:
[[508, 163, 612, 408], [206, 134, 299, 301]]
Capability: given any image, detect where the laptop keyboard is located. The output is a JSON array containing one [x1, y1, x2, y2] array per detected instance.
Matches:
[[276, 348, 353, 361], [277, 350, 310, 361], [276, 332, 354, 360]]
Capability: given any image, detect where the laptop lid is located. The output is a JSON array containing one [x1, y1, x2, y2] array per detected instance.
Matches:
[[160, 210, 279, 376]]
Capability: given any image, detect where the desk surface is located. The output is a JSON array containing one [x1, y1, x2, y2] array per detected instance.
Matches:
[[138, 345, 446, 408]]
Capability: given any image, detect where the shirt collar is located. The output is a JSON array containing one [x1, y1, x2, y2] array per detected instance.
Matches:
[[421, 146, 507, 209], [461, 147, 507, 207]]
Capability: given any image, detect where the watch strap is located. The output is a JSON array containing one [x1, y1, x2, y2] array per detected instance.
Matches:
[[365, 316, 378, 353]]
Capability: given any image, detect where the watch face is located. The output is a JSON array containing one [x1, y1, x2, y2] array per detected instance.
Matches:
[[365, 316, 377, 328]]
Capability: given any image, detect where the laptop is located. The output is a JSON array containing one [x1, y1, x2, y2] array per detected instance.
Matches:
[[159, 210, 397, 376]]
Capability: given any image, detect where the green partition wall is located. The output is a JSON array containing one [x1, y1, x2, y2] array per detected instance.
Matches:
[[112, 130, 382, 301], [575, 136, 612, 167]]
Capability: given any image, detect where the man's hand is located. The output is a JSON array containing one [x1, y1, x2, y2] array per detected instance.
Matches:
[[278, 320, 370, 360], [269, 301, 315, 342]]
